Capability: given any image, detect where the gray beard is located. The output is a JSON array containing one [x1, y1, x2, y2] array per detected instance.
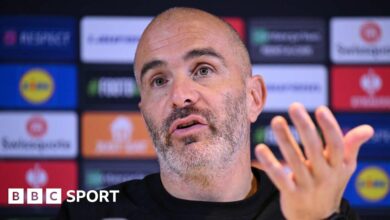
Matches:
[[142, 90, 249, 180]]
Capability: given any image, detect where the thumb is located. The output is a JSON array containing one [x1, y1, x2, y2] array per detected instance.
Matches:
[[343, 124, 374, 165]]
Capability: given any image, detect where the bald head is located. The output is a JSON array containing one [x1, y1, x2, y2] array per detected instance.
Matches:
[[134, 7, 252, 83]]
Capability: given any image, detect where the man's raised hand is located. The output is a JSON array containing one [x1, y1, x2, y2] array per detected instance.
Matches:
[[255, 102, 374, 220]]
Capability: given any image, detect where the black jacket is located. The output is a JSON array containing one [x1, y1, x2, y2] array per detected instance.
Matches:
[[56, 168, 357, 220]]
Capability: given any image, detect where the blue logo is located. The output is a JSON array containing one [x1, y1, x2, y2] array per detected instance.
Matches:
[[0, 16, 76, 61], [0, 64, 77, 109]]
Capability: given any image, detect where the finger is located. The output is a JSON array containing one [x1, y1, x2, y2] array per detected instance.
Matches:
[[344, 125, 374, 166], [255, 144, 295, 191], [271, 116, 312, 187], [315, 106, 344, 167], [289, 103, 328, 176]]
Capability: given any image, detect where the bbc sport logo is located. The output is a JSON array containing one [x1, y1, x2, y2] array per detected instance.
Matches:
[[8, 188, 120, 204]]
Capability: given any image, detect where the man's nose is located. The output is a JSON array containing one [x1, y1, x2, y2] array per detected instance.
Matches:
[[170, 77, 200, 108]]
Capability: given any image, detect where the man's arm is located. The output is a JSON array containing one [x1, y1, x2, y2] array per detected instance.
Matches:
[[255, 102, 374, 220]]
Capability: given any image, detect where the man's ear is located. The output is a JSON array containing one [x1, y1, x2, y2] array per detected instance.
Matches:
[[247, 75, 266, 123]]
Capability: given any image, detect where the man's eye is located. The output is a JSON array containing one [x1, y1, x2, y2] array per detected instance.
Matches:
[[194, 66, 212, 77], [151, 77, 167, 87]]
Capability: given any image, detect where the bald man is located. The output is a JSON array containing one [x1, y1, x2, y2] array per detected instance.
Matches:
[[57, 7, 374, 220]]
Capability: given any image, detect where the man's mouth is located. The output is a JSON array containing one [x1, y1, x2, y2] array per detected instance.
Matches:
[[169, 114, 208, 137]]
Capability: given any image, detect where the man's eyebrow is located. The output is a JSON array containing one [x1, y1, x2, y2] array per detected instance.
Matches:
[[140, 60, 167, 82], [183, 48, 226, 66]]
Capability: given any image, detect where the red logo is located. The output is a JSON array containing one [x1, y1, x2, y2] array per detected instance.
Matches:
[[3, 30, 18, 46], [360, 22, 381, 44], [331, 66, 390, 111], [26, 116, 48, 138], [0, 161, 78, 206]]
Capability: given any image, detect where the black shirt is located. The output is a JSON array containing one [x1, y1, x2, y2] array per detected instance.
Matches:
[[56, 168, 357, 220]]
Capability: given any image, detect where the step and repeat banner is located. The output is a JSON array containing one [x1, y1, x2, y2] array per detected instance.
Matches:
[[0, 15, 389, 217]]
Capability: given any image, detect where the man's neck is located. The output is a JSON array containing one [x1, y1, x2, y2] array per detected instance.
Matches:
[[159, 150, 256, 202]]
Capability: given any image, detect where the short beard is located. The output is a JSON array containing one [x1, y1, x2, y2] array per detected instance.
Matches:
[[142, 90, 249, 181]]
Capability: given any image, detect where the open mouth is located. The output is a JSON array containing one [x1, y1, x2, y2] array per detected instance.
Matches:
[[176, 120, 200, 129], [169, 114, 208, 135]]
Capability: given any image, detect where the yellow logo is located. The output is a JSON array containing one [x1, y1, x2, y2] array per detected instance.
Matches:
[[355, 166, 389, 202], [19, 68, 54, 104]]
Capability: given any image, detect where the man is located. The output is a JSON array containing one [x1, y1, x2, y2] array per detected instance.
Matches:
[[57, 7, 374, 219]]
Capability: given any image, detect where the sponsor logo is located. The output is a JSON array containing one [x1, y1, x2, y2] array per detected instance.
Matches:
[[356, 166, 389, 202], [0, 112, 78, 158], [26, 163, 48, 188], [3, 30, 18, 46], [80, 68, 139, 109], [82, 113, 155, 158], [351, 69, 389, 108], [336, 114, 390, 158], [360, 22, 382, 44], [87, 77, 138, 98], [252, 65, 327, 112], [249, 19, 325, 62], [87, 35, 139, 44], [360, 68, 382, 96], [0, 16, 76, 61], [26, 116, 48, 138], [83, 161, 159, 190], [81, 17, 152, 63], [253, 125, 301, 146], [331, 18, 390, 63], [331, 66, 390, 111], [342, 126, 390, 146], [0, 161, 77, 206], [2, 29, 71, 47], [19, 68, 54, 104], [370, 127, 390, 145], [0, 64, 77, 108], [85, 170, 146, 190]]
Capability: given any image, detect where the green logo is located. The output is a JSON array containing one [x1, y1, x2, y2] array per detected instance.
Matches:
[[85, 170, 103, 189], [87, 78, 98, 97], [251, 28, 269, 45], [253, 127, 265, 143]]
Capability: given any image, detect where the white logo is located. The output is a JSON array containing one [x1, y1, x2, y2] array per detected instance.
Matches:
[[95, 116, 147, 154], [26, 163, 48, 188], [111, 116, 133, 143], [252, 65, 327, 112], [81, 17, 152, 63], [8, 188, 119, 204], [360, 68, 382, 96], [0, 112, 78, 158], [331, 17, 390, 63]]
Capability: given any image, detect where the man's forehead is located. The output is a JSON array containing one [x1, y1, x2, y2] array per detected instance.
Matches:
[[135, 18, 230, 72]]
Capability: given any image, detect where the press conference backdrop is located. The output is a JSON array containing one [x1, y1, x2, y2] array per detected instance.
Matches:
[[0, 0, 389, 219]]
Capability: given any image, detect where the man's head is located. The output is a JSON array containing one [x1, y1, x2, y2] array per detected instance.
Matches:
[[134, 7, 266, 179]]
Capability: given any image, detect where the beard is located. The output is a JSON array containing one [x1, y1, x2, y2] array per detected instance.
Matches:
[[142, 90, 249, 178]]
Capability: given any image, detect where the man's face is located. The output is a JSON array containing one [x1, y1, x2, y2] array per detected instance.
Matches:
[[134, 18, 251, 176]]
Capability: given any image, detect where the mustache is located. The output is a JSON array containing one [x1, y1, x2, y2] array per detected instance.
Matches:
[[162, 106, 214, 132]]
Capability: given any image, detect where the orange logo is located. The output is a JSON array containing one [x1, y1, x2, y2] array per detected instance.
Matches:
[[82, 112, 156, 158]]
